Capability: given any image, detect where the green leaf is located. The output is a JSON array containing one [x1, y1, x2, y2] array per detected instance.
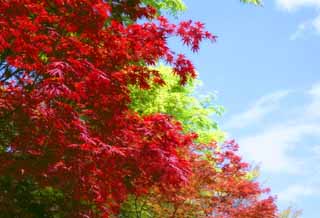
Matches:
[[129, 65, 225, 144], [240, 0, 263, 6]]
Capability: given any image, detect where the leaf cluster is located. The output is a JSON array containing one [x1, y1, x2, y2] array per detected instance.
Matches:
[[129, 65, 225, 144]]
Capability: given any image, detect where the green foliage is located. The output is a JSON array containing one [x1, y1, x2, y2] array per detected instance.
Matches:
[[119, 195, 155, 218], [141, 0, 262, 15], [0, 176, 101, 218], [279, 207, 302, 218], [129, 65, 225, 143], [244, 165, 260, 181], [141, 0, 263, 15], [38, 52, 48, 63], [0, 177, 66, 218], [142, 0, 186, 14], [0, 117, 16, 154], [240, 0, 263, 5]]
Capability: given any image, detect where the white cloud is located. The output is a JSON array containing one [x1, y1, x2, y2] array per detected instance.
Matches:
[[223, 82, 320, 215], [312, 14, 320, 32], [275, 0, 320, 39], [224, 90, 290, 129], [308, 81, 320, 97], [290, 15, 320, 40], [276, 0, 320, 11], [312, 145, 320, 158], [278, 184, 320, 203], [226, 82, 320, 174], [290, 22, 309, 40], [239, 123, 320, 173], [306, 82, 320, 118]]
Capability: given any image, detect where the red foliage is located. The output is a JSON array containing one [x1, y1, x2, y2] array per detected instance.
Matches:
[[0, 1, 277, 217], [141, 141, 277, 218]]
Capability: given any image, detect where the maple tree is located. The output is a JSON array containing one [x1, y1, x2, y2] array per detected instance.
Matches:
[[120, 141, 277, 218], [0, 0, 276, 218], [120, 66, 277, 218]]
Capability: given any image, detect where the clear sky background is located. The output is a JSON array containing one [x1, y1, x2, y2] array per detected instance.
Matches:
[[170, 0, 320, 217]]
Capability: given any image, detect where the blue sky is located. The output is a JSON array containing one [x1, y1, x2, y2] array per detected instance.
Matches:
[[171, 0, 320, 217]]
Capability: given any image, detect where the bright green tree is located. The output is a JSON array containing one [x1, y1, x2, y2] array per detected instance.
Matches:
[[279, 207, 302, 218], [129, 65, 225, 144], [142, 0, 186, 14], [141, 0, 262, 16], [241, 0, 262, 5]]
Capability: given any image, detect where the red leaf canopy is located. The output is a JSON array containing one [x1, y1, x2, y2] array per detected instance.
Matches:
[[0, 0, 213, 217], [0, 1, 277, 218]]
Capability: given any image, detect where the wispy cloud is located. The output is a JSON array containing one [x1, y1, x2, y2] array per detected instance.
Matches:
[[239, 123, 320, 173], [278, 184, 320, 203], [290, 15, 320, 40], [308, 82, 320, 97], [312, 145, 320, 158], [224, 90, 290, 129], [306, 82, 320, 118], [312, 14, 320, 32], [276, 0, 320, 11], [290, 22, 310, 40], [225, 82, 320, 174], [275, 0, 320, 39], [228, 83, 320, 210]]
